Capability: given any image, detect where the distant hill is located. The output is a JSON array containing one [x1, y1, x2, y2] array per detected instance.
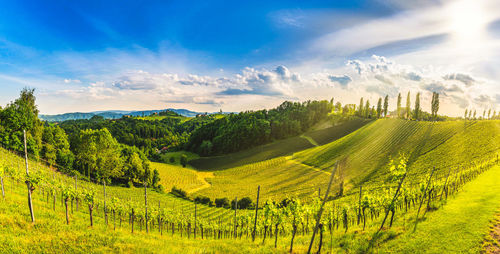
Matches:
[[40, 108, 212, 122]]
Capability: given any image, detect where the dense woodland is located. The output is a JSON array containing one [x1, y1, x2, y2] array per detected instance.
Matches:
[[187, 100, 334, 155], [0, 89, 160, 189]]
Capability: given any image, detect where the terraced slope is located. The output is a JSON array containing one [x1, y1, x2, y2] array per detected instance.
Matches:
[[189, 119, 369, 171], [195, 119, 500, 201], [294, 119, 500, 189]]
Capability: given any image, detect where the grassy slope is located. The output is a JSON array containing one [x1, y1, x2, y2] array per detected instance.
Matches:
[[195, 157, 330, 201], [151, 162, 212, 194], [193, 119, 500, 201], [189, 119, 368, 171], [380, 165, 500, 253], [295, 119, 500, 190], [0, 148, 234, 222]]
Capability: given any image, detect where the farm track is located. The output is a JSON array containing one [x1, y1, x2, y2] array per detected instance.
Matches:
[[187, 172, 214, 194], [300, 134, 319, 147]]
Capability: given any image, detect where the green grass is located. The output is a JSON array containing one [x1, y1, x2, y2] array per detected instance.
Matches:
[[294, 119, 500, 191], [195, 157, 331, 201], [189, 119, 367, 171], [151, 162, 212, 194], [379, 164, 500, 253], [157, 151, 200, 164]]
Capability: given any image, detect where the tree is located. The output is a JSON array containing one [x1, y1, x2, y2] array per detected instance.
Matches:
[[469, 110, 472, 119], [364, 100, 370, 118], [413, 93, 421, 120], [0, 88, 43, 156], [488, 109, 491, 119], [431, 92, 440, 119], [358, 98, 364, 117], [483, 110, 486, 119], [383, 95, 389, 117], [397, 93, 402, 118], [180, 154, 188, 168], [376, 98, 382, 118], [473, 110, 477, 119], [464, 109, 468, 120], [406, 92, 411, 119]]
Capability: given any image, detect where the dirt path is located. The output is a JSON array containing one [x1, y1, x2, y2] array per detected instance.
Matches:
[[485, 213, 500, 254], [300, 134, 319, 147], [187, 171, 214, 194]]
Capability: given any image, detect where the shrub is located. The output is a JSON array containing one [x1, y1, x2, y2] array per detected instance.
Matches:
[[215, 197, 230, 208], [238, 197, 253, 209], [171, 186, 187, 198]]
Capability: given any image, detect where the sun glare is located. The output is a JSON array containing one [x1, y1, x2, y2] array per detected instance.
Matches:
[[447, 0, 489, 46]]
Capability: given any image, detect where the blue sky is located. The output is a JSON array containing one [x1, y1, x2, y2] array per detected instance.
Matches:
[[1, 0, 500, 115]]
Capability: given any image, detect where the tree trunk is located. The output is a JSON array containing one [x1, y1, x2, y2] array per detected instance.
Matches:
[[317, 224, 324, 254], [274, 224, 279, 248], [262, 226, 267, 244], [65, 199, 69, 225], [290, 224, 297, 253], [89, 204, 94, 227]]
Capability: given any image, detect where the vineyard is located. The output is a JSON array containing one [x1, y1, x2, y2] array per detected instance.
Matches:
[[1, 118, 500, 252]]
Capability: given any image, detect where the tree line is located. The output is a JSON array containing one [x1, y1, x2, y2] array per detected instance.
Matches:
[[0, 88, 160, 188]]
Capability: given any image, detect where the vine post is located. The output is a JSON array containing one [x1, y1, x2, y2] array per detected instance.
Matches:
[[234, 197, 238, 239], [252, 185, 260, 242], [413, 166, 436, 232], [307, 161, 338, 254], [24, 130, 35, 223], [144, 181, 149, 233]]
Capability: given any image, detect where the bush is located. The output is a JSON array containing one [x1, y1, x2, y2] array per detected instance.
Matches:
[[169, 157, 175, 163], [194, 196, 212, 205], [171, 186, 187, 198], [238, 197, 253, 209], [127, 181, 134, 188], [215, 197, 230, 208], [180, 154, 188, 168]]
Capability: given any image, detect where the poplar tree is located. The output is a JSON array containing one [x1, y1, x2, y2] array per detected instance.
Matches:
[[488, 109, 491, 119], [364, 100, 370, 118], [414, 93, 421, 120], [406, 92, 411, 119], [397, 93, 402, 118], [358, 98, 364, 117], [464, 109, 468, 120], [376, 98, 382, 118], [383, 95, 389, 117]]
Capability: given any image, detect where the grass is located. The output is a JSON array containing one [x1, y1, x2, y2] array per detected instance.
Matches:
[[151, 162, 212, 194], [379, 164, 500, 253], [195, 157, 331, 201], [157, 151, 200, 164], [189, 118, 367, 171], [190, 119, 500, 204]]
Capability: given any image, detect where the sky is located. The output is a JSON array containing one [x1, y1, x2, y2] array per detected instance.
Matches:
[[0, 0, 500, 116]]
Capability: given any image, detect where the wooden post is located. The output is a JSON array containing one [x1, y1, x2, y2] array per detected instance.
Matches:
[[252, 185, 260, 242], [307, 162, 338, 254], [144, 181, 148, 233], [158, 200, 162, 234], [439, 167, 453, 200], [24, 130, 35, 223], [194, 203, 197, 239], [414, 166, 436, 232], [74, 176, 78, 211], [234, 197, 238, 239], [103, 180, 108, 226], [358, 185, 362, 225]]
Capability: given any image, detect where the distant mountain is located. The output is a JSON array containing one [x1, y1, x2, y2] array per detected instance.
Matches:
[[40, 108, 208, 122]]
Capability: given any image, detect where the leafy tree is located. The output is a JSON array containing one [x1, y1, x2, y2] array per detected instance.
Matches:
[[464, 109, 468, 120], [406, 91, 411, 119], [376, 98, 382, 118], [180, 154, 188, 168], [414, 93, 421, 120], [364, 100, 370, 118], [237, 197, 253, 209], [488, 109, 491, 119], [383, 95, 389, 117], [358, 98, 364, 117], [397, 93, 402, 118], [0, 88, 43, 156]]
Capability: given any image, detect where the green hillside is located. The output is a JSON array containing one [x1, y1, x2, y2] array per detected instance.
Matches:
[[193, 119, 500, 201], [189, 118, 369, 170]]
